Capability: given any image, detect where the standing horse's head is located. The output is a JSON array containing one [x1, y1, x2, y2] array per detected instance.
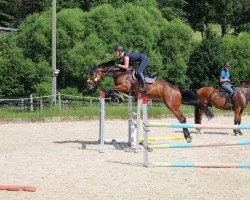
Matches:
[[87, 61, 116, 90], [240, 80, 250, 88]]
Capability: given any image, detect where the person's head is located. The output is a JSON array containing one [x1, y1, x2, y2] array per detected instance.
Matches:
[[114, 45, 124, 57], [224, 61, 231, 71]]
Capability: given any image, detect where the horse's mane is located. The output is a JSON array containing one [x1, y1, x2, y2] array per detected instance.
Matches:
[[97, 60, 116, 68], [97, 60, 134, 75]]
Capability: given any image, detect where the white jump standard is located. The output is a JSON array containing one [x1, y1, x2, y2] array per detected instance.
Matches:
[[99, 92, 141, 153]]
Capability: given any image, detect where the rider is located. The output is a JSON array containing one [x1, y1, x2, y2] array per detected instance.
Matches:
[[114, 45, 149, 93], [220, 62, 234, 107]]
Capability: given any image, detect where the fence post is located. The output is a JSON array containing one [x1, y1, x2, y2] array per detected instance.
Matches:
[[40, 98, 43, 111], [149, 99, 153, 107], [58, 92, 62, 112], [30, 94, 33, 112]]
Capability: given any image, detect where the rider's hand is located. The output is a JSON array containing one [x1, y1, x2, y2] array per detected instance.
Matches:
[[114, 62, 120, 67]]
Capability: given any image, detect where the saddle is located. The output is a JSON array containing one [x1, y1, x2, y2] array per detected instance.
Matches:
[[132, 70, 157, 84], [217, 87, 235, 98]]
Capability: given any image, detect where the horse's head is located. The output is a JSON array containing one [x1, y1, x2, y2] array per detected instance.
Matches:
[[87, 61, 116, 90], [240, 80, 250, 88]]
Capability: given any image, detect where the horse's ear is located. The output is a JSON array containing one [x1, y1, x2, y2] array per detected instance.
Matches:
[[91, 63, 97, 69]]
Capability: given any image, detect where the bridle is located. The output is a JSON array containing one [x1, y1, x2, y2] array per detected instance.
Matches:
[[88, 65, 116, 86]]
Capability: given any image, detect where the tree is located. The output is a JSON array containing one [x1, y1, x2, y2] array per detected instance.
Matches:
[[15, 5, 168, 95], [222, 33, 250, 83], [185, 0, 212, 38], [0, 33, 50, 96], [157, 0, 187, 21], [158, 19, 194, 85], [0, 0, 13, 26], [187, 29, 225, 90], [207, 0, 250, 36]]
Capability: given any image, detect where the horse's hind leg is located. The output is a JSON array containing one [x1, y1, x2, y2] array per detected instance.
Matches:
[[163, 95, 192, 143], [169, 107, 192, 143], [234, 108, 243, 135], [180, 115, 192, 143], [194, 107, 203, 134]]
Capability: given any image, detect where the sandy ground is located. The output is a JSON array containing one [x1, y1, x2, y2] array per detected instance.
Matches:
[[0, 116, 250, 200]]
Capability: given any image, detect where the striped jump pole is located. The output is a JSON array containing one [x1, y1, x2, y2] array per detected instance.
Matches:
[[99, 91, 105, 153], [148, 122, 250, 130], [0, 185, 36, 192], [139, 136, 185, 142], [148, 140, 250, 150], [142, 96, 250, 168], [134, 93, 142, 152], [128, 95, 133, 146], [151, 162, 250, 168], [143, 97, 149, 167]]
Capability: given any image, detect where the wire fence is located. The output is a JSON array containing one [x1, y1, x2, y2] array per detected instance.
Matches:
[[0, 93, 101, 112], [0, 92, 166, 113]]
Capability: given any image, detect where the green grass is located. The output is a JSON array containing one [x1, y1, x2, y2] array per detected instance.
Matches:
[[0, 104, 250, 122]]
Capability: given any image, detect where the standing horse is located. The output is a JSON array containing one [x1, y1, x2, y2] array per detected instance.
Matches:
[[195, 81, 250, 135], [87, 60, 214, 143]]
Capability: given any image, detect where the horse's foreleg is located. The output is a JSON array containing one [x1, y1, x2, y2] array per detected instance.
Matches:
[[107, 88, 120, 102], [107, 85, 129, 102]]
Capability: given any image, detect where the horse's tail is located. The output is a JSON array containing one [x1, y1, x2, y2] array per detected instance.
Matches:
[[179, 86, 214, 120]]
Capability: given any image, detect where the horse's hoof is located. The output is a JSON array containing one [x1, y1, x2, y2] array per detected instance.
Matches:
[[196, 128, 203, 134], [186, 136, 192, 143], [233, 130, 238, 136], [238, 131, 243, 135]]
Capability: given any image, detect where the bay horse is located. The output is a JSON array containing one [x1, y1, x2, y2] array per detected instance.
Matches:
[[195, 80, 250, 135], [87, 60, 214, 143]]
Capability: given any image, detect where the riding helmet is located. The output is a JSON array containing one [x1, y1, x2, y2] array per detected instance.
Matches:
[[224, 62, 231, 67], [114, 45, 123, 51]]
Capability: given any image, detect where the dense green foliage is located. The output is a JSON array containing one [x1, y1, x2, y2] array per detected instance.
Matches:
[[187, 29, 250, 90], [0, 1, 249, 98]]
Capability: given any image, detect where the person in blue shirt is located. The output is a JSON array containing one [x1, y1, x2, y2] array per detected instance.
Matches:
[[114, 45, 149, 92], [220, 62, 234, 107]]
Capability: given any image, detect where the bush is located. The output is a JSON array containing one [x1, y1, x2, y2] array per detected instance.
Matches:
[[187, 29, 225, 90]]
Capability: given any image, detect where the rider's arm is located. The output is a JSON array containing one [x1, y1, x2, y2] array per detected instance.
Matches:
[[220, 77, 230, 83], [220, 71, 230, 83], [117, 56, 129, 69]]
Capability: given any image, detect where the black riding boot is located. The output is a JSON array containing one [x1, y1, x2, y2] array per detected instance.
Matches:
[[138, 72, 147, 93], [224, 92, 234, 107]]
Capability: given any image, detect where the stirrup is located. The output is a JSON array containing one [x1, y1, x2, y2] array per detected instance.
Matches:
[[224, 102, 233, 107]]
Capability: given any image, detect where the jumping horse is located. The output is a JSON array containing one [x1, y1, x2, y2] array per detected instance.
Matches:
[[195, 80, 250, 135], [87, 60, 214, 143]]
